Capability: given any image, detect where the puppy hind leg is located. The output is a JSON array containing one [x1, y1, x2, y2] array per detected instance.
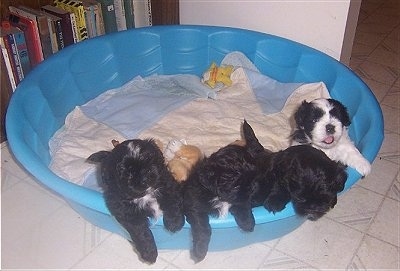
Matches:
[[230, 204, 255, 232], [186, 212, 212, 262], [123, 220, 158, 264]]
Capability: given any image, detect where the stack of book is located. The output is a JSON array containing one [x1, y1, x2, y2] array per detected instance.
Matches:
[[1, 0, 152, 91]]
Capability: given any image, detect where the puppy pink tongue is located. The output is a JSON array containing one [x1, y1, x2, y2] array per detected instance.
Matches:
[[323, 136, 334, 144]]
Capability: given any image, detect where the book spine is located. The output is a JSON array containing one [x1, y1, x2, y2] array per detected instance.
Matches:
[[47, 17, 59, 53], [0, 36, 17, 90], [54, 0, 88, 41], [41, 6, 74, 46], [8, 7, 44, 62], [124, 0, 135, 29], [89, 5, 97, 37], [114, 0, 127, 31], [36, 15, 53, 59], [54, 18, 65, 50], [6, 33, 23, 83], [98, 0, 117, 34], [94, 3, 106, 35], [13, 30, 31, 77], [70, 12, 79, 43]]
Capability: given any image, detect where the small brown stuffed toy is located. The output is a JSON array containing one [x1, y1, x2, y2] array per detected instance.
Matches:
[[164, 139, 203, 182]]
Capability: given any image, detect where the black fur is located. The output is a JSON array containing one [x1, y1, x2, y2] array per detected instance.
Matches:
[[87, 139, 184, 264], [183, 120, 263, 262], [184, 120, 347, 262], [252, 145, 347, 220]]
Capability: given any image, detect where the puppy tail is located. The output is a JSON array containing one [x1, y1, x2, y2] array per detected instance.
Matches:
[[242, 120, 264, 156]]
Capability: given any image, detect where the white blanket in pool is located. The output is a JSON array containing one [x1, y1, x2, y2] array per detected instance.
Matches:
[[49, 68, 330, 189]]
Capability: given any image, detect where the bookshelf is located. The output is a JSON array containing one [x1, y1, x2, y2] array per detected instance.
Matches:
[[0, 0, 180, 142], [1, 0, 53, 142]]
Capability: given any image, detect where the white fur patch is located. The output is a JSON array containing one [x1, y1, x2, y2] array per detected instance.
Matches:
[[133, 188, 163, 219], [211, 197, 231, 218], [310, 99, 343, 149], [127, 142, 141, 158]]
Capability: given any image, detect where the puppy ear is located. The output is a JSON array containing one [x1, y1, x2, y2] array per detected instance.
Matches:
[[294, 100, 310, 128], [242, 120, 264, 156], [87, 151, 111, 163], [328, 99, 351, 127]]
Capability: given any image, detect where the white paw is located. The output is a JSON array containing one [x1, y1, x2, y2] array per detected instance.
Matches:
[[354, 158, 371, 177]]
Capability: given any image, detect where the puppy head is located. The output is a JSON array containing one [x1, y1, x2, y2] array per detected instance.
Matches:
[[88, 139, 167, 197], [286, 145, 347, 220], [293, 98, 351, 149]]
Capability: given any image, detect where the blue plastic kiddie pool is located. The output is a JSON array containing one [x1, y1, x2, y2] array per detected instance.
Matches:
[[6, 25, 384, 250]]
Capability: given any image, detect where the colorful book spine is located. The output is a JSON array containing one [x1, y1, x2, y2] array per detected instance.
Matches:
[[16, 6, 53, 59], [13, 30, 31, 77], [7, 33, 24, 82], [41, 5, 75, 46], [0, 35, 17, 90], [8, 10, 44, 66], [54, 0, 88, 41]]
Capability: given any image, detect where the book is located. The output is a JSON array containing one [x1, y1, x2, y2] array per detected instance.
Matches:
[[97, 0, 117, 34], [133, 0, 152, 27], [41, 5, 76, 46], [14, 6, 54, 59], [93, 1, 106, 36], [0, 36, 17, 90], [12, 27, 31, 77], [54, 0, 88, 41], [82, 0, 105, 36], [124, 0, 135, 29], [114, 0, 127, 31], [81, 0, 97, 38], [8, 12, 44, 67], [6, 33, 24, 83], [41, 11, 65, 52]]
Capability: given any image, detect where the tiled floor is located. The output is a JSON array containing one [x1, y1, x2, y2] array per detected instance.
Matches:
[[1, 0, 399, 269]]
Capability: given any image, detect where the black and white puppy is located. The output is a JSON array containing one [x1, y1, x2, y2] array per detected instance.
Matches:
[[87, 139, 185, 264], [183, 120, 264, 262], [291, 98, 371, 176], [184, 120, 347, 262]]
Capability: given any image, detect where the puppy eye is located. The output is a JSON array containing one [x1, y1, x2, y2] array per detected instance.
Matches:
[[312, 118, 318, 123]]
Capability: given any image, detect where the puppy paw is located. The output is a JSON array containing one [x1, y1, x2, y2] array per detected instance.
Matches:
[[163, 214, 185, 233], [191, 243, 208, 263], [354, 158, 371, 177], [263, 198, 287, 213], [236, 218, 255, 232], [139, 246, 158, 264]]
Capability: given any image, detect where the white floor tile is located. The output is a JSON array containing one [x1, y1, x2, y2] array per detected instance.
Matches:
[[349, 235, 400, 270], [274, 218, 364, 269], [327, 186, 384, 232], [368, 197, 400, 247]]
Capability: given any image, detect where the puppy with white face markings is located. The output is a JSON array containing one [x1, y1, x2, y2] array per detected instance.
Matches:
[[87, 139, 185, 264], [291, 98, 371, 176]]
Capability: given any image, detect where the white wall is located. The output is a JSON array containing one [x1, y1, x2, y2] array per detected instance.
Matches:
[[180, 0, 355, 62]]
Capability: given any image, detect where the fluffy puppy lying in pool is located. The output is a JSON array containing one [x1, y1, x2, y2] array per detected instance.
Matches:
[[184, 120, 347, 262], [291, 98, 371, 176], [87, 139, 185, 264]]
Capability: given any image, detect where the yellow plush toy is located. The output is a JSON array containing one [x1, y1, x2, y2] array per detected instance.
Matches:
[[202, 62, 234, 88]]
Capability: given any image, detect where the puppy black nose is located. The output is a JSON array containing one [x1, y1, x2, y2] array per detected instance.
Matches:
[[326, 124, 335, 134]]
